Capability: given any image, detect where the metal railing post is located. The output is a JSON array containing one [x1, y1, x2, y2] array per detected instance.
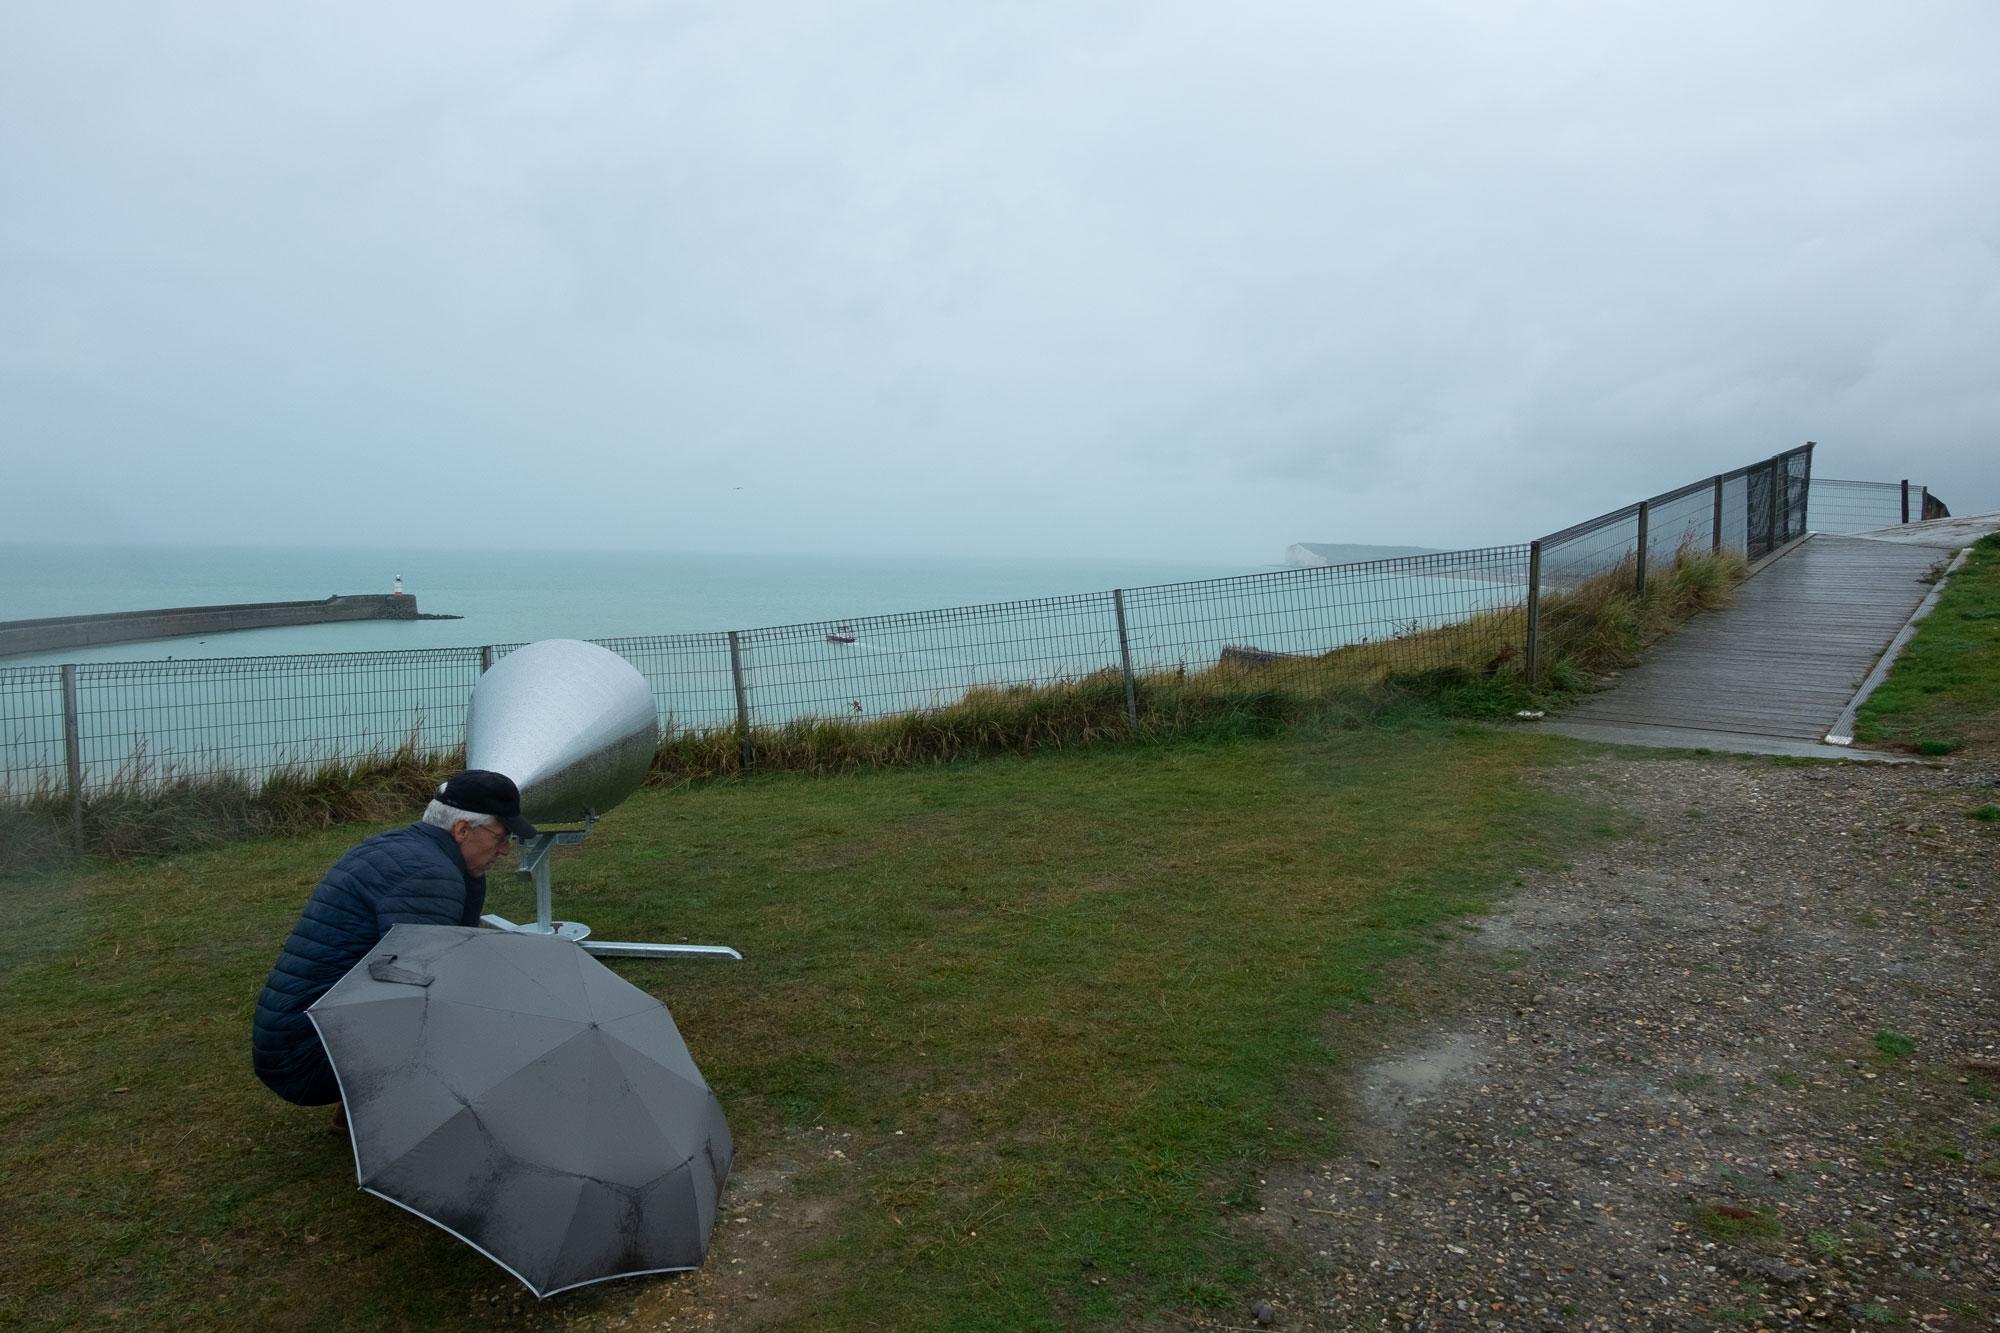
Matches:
[[1901, 479, 1910, 524], [727, 631, 752, 774], [1523, 542, 1542, 689], [1799, 441, 1815, 540], [61, 663, 82, 844], [1918, 486, 1928, 523], [1634, 501, 1650, 597], [1784, 454, 1800, 544], [1711, 475, 1724, 553], [1111, 589, 1139, 730], [1767, 458, 1780, 553], [480, 645, 495, 673]]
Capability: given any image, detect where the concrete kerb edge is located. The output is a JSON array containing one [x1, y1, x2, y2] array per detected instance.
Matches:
[[1515, 719, 1925, 765], [1822, 546, 1974, 746]]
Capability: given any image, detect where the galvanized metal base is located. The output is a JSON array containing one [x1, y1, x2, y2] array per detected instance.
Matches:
[[478, 822, 741, 963], [479, 915, 592, 943], [580, 941, 744, 960]]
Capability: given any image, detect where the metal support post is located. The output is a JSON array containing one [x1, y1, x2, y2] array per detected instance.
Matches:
[[1523, 542, 1542, 689], [727, 630, 752, 773], [480, 645, 495, 673], [1901, 479, 1910, 524], [1918, 486, 1928, 523], [1800, 441, 1815, 540], [1784, 456, 1800, 540], [1711, 476, 1723, 553], [516, 827, 586, 936], [61, 663, 82, 844], [1767, 459, 1780, 552], [1111, 589, 1139, 729], [1634, 501, 1650, 597]]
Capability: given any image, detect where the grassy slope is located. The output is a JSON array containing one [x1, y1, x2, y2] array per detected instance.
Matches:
[[0, 720, 1616, 1331], [1855, 533, 2000, 753]]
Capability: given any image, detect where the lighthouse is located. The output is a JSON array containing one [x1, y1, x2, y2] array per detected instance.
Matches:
[[393, 574, 403, 597]]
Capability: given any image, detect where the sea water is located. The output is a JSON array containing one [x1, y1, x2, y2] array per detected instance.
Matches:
[[0, 543, 1270, 666]]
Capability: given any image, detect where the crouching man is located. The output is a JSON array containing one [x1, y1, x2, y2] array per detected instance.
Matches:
[[251, 769, 537, 1108]]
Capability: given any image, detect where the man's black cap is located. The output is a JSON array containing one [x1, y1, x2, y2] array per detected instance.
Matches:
[[437, 770, 538, 840]]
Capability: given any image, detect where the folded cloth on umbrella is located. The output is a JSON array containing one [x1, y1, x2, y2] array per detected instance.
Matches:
[[309, 924, 732, 1296]]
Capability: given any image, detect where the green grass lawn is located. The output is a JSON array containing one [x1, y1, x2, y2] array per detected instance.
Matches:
[[1856, 533, 2000, 754], [0, 720, 1613, 1331]]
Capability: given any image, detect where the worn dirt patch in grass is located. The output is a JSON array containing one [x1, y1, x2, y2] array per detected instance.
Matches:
[[555, 1130, 854, 1333]]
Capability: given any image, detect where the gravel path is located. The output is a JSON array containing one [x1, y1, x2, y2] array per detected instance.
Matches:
[[1255, 750, 2000, 1331]]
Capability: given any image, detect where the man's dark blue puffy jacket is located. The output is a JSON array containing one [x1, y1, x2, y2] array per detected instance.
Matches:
[[252, 821, 487, 1105]]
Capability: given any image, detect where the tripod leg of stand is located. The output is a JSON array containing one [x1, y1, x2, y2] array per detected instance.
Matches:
[[581, 941, 743, 961]]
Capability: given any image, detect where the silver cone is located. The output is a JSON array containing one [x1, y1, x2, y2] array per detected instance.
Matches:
[[467, 639, 658, 825]]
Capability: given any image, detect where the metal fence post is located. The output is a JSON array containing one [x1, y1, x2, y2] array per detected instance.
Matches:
[[1901, 479, 1910, 524], [61, 663, 82, 843], [1711, 475, 1723, 553], [479, 645, 495, 673], [1784, 454, 1800, 544], [1634, 501, 1650, 597], [1523, 542, 1542, 689], [1111, 589, 1139, 729], [727, 631, 752, 773], [1767, 458, 1780, 553], [1800, 441, 1815, 540], [1918, 486, 1928, 523]]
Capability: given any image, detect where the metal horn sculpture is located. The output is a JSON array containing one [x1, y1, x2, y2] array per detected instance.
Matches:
[[468, 637, 656, 823], [467, 639, 738, 962]]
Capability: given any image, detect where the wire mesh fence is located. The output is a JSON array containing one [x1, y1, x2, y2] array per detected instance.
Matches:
[[2, 558, 1536, 798], [1535, 444, 1815, 591], [0, 667, 67, 798], [505, 634, 742, 734], [1535, 502, 1643, 593], [0, 650, 488, 800], [1808, 479, 1944, 534], [734, 592, 1124, 725], [1121, 546, 1530, 685], [2, 440, 1950, 807]]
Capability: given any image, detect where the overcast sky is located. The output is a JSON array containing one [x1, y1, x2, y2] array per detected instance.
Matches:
[[3, 1, 1995, 564]]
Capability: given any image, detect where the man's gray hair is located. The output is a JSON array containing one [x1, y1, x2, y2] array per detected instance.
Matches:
[[422, 800, 495, 831]]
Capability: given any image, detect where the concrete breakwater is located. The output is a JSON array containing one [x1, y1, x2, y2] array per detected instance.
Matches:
[[0, 594, 460, 658]]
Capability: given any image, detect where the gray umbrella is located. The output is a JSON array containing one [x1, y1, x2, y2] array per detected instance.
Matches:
[[307, 924, 732, 1296]]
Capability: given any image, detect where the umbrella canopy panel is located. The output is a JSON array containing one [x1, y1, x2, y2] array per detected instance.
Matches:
[[309, 925, 732, 1296]]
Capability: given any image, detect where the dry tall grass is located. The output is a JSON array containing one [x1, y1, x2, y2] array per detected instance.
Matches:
[[0, 739, 460, 876], [1537, 543, 1747, 688]]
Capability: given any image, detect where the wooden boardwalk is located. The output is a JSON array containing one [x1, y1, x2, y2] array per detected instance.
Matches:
[[1557, 535, 1945, 742]]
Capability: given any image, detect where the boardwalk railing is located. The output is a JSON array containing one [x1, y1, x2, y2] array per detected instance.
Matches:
[[1808, 478, 1951, 534], [1522, 443, 1818, 681], [1, 443, 1949, 811]]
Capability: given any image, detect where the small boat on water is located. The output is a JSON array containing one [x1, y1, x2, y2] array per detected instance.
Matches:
[[825, 624, 856, 644]]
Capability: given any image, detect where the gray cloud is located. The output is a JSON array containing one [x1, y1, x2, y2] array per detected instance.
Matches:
[[3, 0, 1995, 563]]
